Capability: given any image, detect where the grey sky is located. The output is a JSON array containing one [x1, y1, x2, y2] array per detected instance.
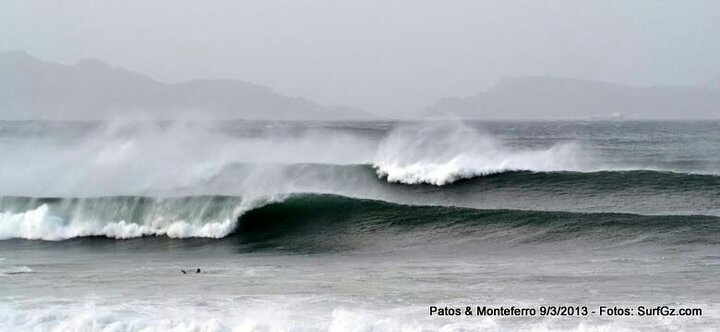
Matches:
[[1, 0, 719, 116]]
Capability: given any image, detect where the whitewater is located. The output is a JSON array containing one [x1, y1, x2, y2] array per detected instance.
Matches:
[[1, 120, 719, 331], [0, 120, 699, 198], [1, 120, 718, 241]]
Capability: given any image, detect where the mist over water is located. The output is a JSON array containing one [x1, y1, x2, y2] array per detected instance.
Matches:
[[2, 119, 716, 197], [1, 120, 719, 242], [3, 1, 720, 330], [374, 122, 592, 185], [1, 120, 719, 331]]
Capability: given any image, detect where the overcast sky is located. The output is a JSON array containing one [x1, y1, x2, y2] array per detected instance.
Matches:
[[1, 0, 719, 116]]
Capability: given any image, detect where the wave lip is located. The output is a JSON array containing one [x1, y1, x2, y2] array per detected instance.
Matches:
[[2, 194, 719, 245], [0, 204, 236, 241], [373, 143, 586, 185], [372, 123, 592, 185], [0, 195, 272, 241]]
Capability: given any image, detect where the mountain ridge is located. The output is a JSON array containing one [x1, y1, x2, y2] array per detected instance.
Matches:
[[0, 51, 370, 120], [425, 76, 720, 120]]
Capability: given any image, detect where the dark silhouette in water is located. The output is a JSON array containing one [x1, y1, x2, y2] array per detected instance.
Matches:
[[180, 269, 202, 274]]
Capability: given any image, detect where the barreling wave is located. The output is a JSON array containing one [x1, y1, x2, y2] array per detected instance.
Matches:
[[236, 194, 720, 250], [2, 194, 718, 248]]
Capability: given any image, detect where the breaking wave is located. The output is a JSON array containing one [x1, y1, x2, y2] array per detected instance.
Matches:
[[1, 194, 718, 247], [0, 265, 33, 276], [1, 121, 718, 242], [1, 120, 716, 196], [372, 123, 593, 185], [0, 196, 274, 241]]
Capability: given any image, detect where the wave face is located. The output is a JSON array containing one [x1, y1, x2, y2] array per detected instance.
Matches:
[[236, 194, 720, 250], [2, 121, 720, 332], [1, 120, 719, 241], [1, 120, 718, 198], [2, 194, 718, 248]]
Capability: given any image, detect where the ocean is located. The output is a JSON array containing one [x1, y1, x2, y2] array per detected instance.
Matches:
[[0, 120, 718, 331]]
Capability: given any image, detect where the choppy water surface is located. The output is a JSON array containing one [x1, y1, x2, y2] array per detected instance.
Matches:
[[1, 120, 718, 331]]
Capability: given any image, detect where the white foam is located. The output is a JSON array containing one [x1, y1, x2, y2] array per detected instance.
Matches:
[[0, 303, 702, 332], [373, 123, 593, 185], [0, 265, 33, 276], [0, 204, 237, 241], [0, 120, 377, 197], [0, 205, 70, 241], [0, 120, 700, 196]]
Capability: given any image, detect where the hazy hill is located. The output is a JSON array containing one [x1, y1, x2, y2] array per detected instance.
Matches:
[[0, 51, 368, 120], [425, 76, 720, 120]]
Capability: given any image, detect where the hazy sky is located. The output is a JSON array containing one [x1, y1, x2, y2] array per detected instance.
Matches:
[[1, 0, 719, 115]]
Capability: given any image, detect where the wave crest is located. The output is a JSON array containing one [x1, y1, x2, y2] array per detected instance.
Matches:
[[0, 204, 236, 241], [373, 123, 591, 185], [0, 196, 276, 241], [2, 194, 719, 245]]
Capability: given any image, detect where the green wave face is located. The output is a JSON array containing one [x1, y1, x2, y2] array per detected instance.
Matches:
[[234, 194, 720, 252], [2, 194, 719, 250]]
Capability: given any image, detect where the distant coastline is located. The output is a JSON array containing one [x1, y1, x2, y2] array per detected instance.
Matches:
[[425, 76, 720, 120], [0, 51, 373, 120]]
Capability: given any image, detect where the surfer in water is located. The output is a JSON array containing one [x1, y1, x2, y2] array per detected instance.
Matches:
[[181, 269, 202, 274]]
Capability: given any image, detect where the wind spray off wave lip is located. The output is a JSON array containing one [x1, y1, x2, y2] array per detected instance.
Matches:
[[1, 193, 719, 243], [1, 120, 719, 241], [373, 127, 591, 185], [1, 120, 716, 196], [1, 120, 719, 332]]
